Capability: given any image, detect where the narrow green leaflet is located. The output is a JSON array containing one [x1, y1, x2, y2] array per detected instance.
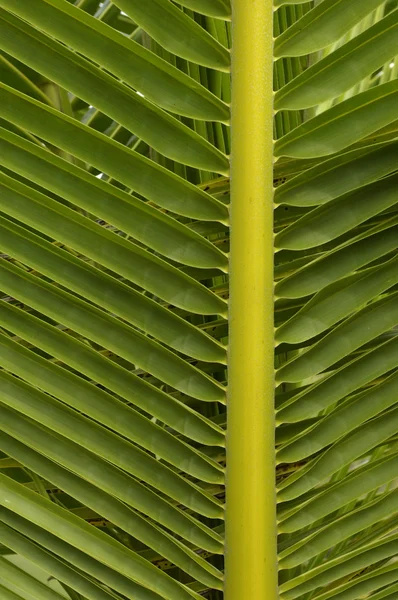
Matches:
[[276, 293, 398, 383], [0, 556, 67, 600], [275, 174, 398, 250], [276, 257, 398, 343], [277, 336, 398, 422], [0, 171, 227, 317], [0, 10, 228, 173], [0, 53, 51, 105], [365, 584, 398, 600], [274, 0, 386, 57], [278, 402, 398, 497], [0, 217, 227, 362], [279, 535, 398, 599], [0, 261, 226, 402], [0, 414, 222, 551], [176, 0, 231, 19], [0, 434, 223, 589], [0, 0, 229, 121], [279, 489, 398, 567], [0, 83, 230, 219], [0, 585, 26, 600], [0, 473, 202, 600], [0, 116, 43, 147], [275, 80, 398, 159], [0, 371, 222, 517], [279, 455, 398, 532], [0, 522, 119, 600], [0, 333, 224, 482], [0, 302, 225, 446], [274, 0, 318, 5], [0, 128, 228, 270], [111, 0, 230, 70], [314, 562, 398, 600], [274, 0, 307, 8], [275, 10, 398, 109], [275, 221, 398, 298], [274, 141, 398, 207], [352, 117, 398, 150], [0, 507, 165, 600]]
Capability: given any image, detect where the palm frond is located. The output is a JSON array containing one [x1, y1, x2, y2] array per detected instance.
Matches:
[[0, 1, 396, 599]]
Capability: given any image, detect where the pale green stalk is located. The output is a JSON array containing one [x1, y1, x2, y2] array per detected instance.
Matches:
[[225, 1, 277, 598]]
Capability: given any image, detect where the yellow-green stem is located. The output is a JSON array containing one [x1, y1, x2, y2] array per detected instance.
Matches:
[[226, 1, 277, 598]]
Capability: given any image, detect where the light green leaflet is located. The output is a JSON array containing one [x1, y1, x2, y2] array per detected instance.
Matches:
[[0, 332, 223, 483], [0, 556, 68, 600], [274, 0, 386, 57], [0, 371, 222, 518], [314, 562, 398, 600], [0, 10, 228, 172], [0, 415, 222, 552], [275, 174, 398, 250], [0, 473, 202, 600], [0, 507, 163, 600], [0, 83, 230, 219], [0, 171, 227, 317], [0, 53, 51, 105], [279, 535, 398, 599], [0, 433, 223, 589], [0, 128, 228, 270], [276, 258, 398, 343], [0, 302, 224, 447], [277, 336, 398, 423], [275, 221, 398, 298], [0, 522, 118, 600], [279, 489, 398, 567], [111, 0, 230, 69], [275, 10, 398, 109], [0, 216, 227, 362], [0, 0, 229, 121], [176, 0, 231, 19], [279, 455, 398, 532], [275, 79, 398, 158], [0, 260, 225, 402], [276, 293, 398, 383], [0, 584, 39, 600], [278, 402, 398, 497], [274, 141, 398, 207], [363, 583, 398, 600]]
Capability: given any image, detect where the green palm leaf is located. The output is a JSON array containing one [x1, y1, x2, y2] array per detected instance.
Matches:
[[0, 1, 396, 599]]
